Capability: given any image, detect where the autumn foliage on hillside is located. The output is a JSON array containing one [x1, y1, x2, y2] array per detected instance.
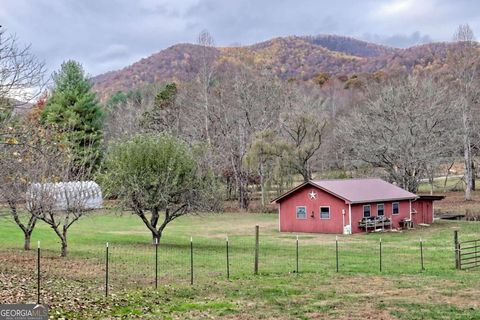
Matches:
[[91, 34, 468, 101]]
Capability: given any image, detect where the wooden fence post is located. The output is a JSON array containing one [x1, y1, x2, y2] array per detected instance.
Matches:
[[454, 230, 460, 270]]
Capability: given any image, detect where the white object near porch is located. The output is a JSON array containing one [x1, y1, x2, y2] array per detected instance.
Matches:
[[27, 181, 103, 211]]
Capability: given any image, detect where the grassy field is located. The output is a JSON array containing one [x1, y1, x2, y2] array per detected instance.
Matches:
[[1, 207, 480, 319]]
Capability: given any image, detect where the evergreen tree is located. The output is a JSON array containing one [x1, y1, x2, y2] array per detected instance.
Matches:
[[140, 82, 179, 133], [41, 60, 104, 177]]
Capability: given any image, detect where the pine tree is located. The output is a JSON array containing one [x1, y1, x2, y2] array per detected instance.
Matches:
[[140, 82, 179, 133], [41, 60, 104, 177]]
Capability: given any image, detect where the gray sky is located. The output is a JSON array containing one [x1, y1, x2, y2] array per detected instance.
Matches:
[[0, 0, 478, 76]]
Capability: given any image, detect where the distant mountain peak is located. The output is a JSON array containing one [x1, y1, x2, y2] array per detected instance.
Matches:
[[91, 34, 454, 101]]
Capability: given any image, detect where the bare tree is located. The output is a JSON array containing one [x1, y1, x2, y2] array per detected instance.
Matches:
[[23, 126, 99, 257], [104, 82, 183, 143], [449, 24, 480, 200], [337, 76, 455, 192], [0, 27, 46, 133], [104, 89, 146, 142], [453, 24, 475, 44], [27, 181, 100, 257], [0, 121, 85, 254], [0, 29, 46, 246], [0, 133, 38, 250], [280, 90, 328, 182], [197, 29, 216, 147], [211, 67, 285, 209]]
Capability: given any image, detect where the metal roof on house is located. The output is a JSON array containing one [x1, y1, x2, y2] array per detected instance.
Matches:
[[271, 178, 418, 204]]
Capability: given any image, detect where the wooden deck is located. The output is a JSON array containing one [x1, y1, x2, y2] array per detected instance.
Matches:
[[358, 216, 392, 232]]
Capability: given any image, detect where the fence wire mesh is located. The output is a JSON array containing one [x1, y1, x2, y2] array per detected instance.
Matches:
[[2, 225, 479, 305]]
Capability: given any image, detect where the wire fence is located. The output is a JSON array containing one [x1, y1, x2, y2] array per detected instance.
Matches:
[[2, 226, 479, 306]]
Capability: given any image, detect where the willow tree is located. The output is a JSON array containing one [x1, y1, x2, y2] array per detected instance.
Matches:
[[245, 129, 284, 208]]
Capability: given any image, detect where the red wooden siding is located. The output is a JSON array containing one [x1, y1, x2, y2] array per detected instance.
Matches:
[[278, 186, 348, 234], [350, 200, 411, 233], [276, 182, 441, 235], [411, 200, 433, 225]]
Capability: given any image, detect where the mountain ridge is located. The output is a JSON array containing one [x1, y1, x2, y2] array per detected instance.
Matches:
[[91, 34, 456, 100]]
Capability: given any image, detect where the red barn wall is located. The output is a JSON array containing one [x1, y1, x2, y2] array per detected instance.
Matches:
[[350, 201, 411, 234], [278, 185, 416, 234], [278, 186, 349, 234], [411, 200, 434, 225]]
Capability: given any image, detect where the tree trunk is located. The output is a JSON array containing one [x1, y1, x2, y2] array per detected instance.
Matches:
[[463, 107, 473, 201], [238, 182, 249, 210], [465, 143, 473, 201], [471, 161, 476, 191], [151, 230, 161, 245], [60, 228, 68, 257], [9, 203, 37, 251], [24, 233, 31, 251], [259, 161, 266, 208], [226, 177, 232, 200], [61, 239, 67, 257], [204, 97, 211, 147], [234, 168, 249, 210], [302, 168, 309, 182], [443, 162, 454, 193], [429, 176, 434, 195]]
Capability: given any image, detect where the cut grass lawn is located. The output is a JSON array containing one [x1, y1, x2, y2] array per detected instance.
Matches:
[[1, 208, 480, 319]]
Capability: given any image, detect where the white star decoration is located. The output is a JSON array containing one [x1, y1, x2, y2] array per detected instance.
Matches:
[[308, 190, 317, 200]]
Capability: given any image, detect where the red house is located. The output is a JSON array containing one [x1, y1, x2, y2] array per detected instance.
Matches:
[[272, 178, 444, 234]]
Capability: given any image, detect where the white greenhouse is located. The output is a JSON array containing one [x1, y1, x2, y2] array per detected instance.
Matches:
[[26, 181, 103, 211]]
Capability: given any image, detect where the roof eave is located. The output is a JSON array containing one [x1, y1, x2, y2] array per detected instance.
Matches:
[[271, 180, 352, 204], [417, 194, 446, 201], [270, 181, 310, 204], [349, 196, 418, 204]]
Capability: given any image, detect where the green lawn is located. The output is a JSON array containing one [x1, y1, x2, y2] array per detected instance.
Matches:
[[1, 209, 480, 319], [417, 176, 465, 193]]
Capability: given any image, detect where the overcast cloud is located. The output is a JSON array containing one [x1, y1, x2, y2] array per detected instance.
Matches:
[[0, 0, 478, 76]]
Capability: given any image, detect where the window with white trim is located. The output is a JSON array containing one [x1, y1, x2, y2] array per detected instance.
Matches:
[[296, 206, 307, 219], [320, 206, 330, 219], [363, 205, 371, 218], [392, 202, 399, 215], [377, 203, 384, 216]]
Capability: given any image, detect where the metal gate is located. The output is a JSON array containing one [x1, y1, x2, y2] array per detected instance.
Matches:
[[456, 235, 480, 270]]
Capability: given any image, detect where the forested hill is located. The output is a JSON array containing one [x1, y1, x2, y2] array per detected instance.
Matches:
[[91, 34, 455, 100]]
